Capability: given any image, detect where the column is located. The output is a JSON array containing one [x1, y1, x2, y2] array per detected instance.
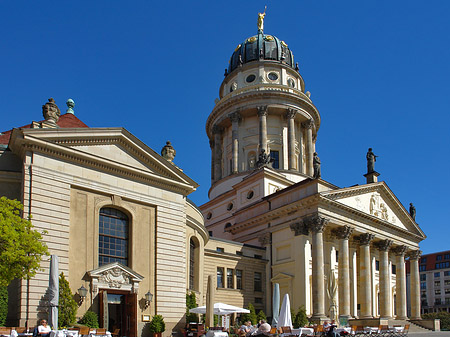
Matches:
[[409, 250, 422, 319], [212, 125, 223, 182], [336, 226, 353, 319], [209, 139, 215, 183], [359, 233, 374, 318], [229, 111, 241, 174], [394, 245, 408, 319], [258, 233, 272, 316], [309, 214, 328, 320], [257, 106, 268, 153], [286, 108, 297, 170], [377, 239, 393, 318], [302, 120, 314, 176]]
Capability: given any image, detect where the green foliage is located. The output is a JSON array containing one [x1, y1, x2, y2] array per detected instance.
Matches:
[[292, 306, 308, 328], [214, 314, 218, 327], [0, 285, 7, 326], [0, 197, 49, 286], [186, 292, 199, 323], [240, 303, 257, 325], [79, 311, 99, 328], [58, 273, 77, 328], [256, 310, 266, 323], [148, 314, 165, 333], [423, 311, 450, 331]]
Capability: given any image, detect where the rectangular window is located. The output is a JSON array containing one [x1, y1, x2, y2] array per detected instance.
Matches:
[[420, 274, 426, 281], [445, 271, 450, 277], [270, 151, 279, 169], [209, 231, 213, 236], [392, 264, 396, 275], [421, 292, 427, 298], [375, 260, 380, 271], [435, 298, 441, 305], [445, 298, 450, 304], [217, 267, 224, 288], [236, 269, 243, 290], [254, 254, 262, 259], [435, 281, 440, 287], [421, 282, 426, 289], [435, 272, 440, 278], [254, 272, 262, 292], [420, 265, 426, 271], [421, 257, 427, 263], [435, 289, 441, 295], [216, 247, 224, 253], [255, 297, 263, 304], [445, 280, 450, 286], [445, 289, 450, 294], [336, 250, 339, 263], [445, 254, 450, 260], [227, 269, 234, 289], [437, 255, 443, 261]]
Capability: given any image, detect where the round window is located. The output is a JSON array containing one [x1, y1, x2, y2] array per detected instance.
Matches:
[[287, 78, 295, 88], [227, 203, 234, 211], [246, 74, 256, 83], [268, 72, 278, 81], [206, 212, 212, 220], [247, 190, 254, 199]]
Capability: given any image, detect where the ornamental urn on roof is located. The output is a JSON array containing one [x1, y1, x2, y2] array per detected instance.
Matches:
[[161, 141, 176, 162]]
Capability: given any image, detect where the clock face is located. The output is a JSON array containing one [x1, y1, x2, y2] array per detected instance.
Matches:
[[268, 72, 278, 81]]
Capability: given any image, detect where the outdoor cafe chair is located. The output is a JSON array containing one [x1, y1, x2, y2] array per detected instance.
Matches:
[[399, 325, 409, 337], [0, 327, 11, 337], [94, 328, 107, 337], [280, 326, 295, 337], [110, 329, 120, 337], [350, 326, 366, 336], [313, 325, 324, 337], [78, 327, 90, 337], [13, 328, 27, 334], [376, 325, 390, 337]]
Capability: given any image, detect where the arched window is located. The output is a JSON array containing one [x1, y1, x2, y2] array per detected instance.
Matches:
[[189, 239, 195, 290], [99, 207, 129, 266]]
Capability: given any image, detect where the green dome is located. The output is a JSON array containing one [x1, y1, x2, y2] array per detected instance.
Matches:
[[227, 31, 295, 74]]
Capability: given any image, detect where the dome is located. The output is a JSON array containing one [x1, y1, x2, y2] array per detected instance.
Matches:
[[227, 31, 295, 74]]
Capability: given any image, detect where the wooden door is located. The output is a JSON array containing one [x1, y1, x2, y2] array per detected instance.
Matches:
[[125, 293, 137, 337]]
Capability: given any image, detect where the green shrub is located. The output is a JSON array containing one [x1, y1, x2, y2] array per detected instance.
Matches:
[[240, 303, 257, 325], [79, 311, 99, 328], [58, 273, 77, 328], [423, 312, 450, 331], [256, 310, 266, 323], [292, 306, 308, 328], [186, 292, 199, 323], [148, 314, 165, 334], [0, 285, 7, 326]]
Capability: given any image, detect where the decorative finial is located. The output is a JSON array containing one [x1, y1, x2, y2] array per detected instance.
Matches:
[[257, 6, 267, 33], [161, 141, 176, 162], [42, 98, 61, 124], [66, 99, 75, 114]]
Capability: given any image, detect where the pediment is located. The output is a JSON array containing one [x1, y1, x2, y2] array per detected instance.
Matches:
[[88, 262, 143, 294], [10, 127, 198, 195], [321, 182, 425, 238], [271, 272, 294, 283]]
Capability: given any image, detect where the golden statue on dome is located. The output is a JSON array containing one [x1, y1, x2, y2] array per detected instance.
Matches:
[[257, 6, 267, 32]]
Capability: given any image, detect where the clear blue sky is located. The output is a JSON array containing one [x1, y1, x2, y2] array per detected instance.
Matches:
[[1, 1, 449, 254]]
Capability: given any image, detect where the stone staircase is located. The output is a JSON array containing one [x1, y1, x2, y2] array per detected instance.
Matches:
[[387, 319, 432, 333]]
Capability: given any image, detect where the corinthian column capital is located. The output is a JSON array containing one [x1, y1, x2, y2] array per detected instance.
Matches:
[[212, 125, 224, 134], [307, 214, 329, 233], [334, 225, 353, 240], [302, 119, 315, 129], [393, 245, 408, 256], [359, 233, 375, 246], [286, 108, 297, 120], [408, 250, 422, 260], [257, 105, 268, 117], [290, 221, 309, 236], [229, 110, 241, 123], [376, 239, 393, 251], [258, 232, 271, 245]]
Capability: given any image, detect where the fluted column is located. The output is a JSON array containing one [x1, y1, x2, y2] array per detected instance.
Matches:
[[209, 139, 215, 183], [212, 125, 223, 182], [409, 250, 422, 319], [229, 111, 241, 174], [336, 226, 353, 319], [359, 233, 374, 318], [394, 245, 408, 319], [286, 109, 297, 170], [302, 120, 314, 176], [310, 215, 328, 319], [377, 239, 393, 318], [258, 106, 268, 153]]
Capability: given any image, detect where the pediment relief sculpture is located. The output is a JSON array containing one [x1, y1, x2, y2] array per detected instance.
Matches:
[[99, 267, 131, 289]]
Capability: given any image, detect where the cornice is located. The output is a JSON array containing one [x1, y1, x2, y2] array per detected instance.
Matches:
[[11, 132, 196, 196]]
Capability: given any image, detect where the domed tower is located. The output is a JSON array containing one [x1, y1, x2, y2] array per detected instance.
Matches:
[[206, 15, 321, 199]]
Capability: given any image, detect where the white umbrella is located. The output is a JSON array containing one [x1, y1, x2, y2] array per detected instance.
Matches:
[[189, 302, 250, 315], [272, 283, 280, 327], [278, 294, 292, 329], [48, 255, 59, 330], [327, 269, 338, 324]]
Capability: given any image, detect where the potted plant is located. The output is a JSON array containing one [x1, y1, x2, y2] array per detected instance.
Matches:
[[148, 314, 165, 337]]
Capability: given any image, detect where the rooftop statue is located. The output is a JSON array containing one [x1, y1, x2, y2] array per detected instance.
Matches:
[[366, 147, 378, 173], [161, 141, 176, 162], [409, 203, 416, 221], [42, 98, 61, 124], [256, 149, 271, 168], [313, 152, 321, 179], [257, 6, 267, 32]]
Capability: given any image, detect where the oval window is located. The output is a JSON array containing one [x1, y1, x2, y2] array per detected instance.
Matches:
[[206, 212, 212, 220], [247, 191, 254, 199], [268, 72, 278, 81], [227, 203, 234, 211], [246, 74, 256, 83]]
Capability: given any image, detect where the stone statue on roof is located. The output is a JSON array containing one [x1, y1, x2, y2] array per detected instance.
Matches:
[[409, 203, 416, 221], [161, 141, 176, 163], [42, 98, 60, 124], [257, 6, 267, 32], [366, 148, 378, 173]]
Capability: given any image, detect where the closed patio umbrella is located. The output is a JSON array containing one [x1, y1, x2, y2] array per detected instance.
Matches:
[[48, 255, 59, 330], [272, 283, 280, 327], [205, 275, 214, 328], [278, 294, 292, 329], [189, 303, 250, 315]]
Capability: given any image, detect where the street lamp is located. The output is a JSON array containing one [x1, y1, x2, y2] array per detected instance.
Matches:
[[78, 285, 88, 305], [144, 291, 153, 309]]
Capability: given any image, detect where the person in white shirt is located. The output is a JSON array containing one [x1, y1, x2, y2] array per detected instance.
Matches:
[[38, 320, 51, 337]]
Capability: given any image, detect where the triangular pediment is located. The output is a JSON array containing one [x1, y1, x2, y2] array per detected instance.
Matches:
[[321, 182, 425, 238], [10, 127, 198, 195], [88, 262, 144, 293], [271, 272, 294, 283]]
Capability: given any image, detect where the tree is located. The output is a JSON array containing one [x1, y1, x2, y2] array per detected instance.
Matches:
[[292, 306, 308, 328], [186, 292, 199, 323], [0, 197, 49, 286], [0, 285, 7, 326], [58, 273, 77, 328], [256, 310, 266, 323], [423, 312, 450, 331], [241, 303, 257, 325], [79, 311, 99, 328]]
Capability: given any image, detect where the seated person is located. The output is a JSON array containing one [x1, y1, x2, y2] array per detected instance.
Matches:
[[38, 319, 51, 337], [253, 320, 271, 337], [323, 321, 331, 332], [239, 321, 252, 337]]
